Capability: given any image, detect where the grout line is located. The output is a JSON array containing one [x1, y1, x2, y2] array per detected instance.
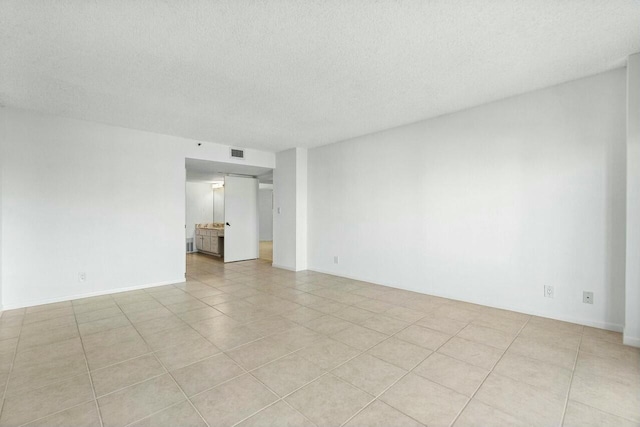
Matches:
[[447, 315, 531, 426], [72, 302, 105, 427], [0, 310, 27, 423], [559, 326, 584, 426]]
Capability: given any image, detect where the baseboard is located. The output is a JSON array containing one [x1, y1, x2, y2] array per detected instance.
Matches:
[[0, 277, 187, 311], [623, 333, 640, 348], [307, 266, 624, 333], [272, 263, 301, 272]]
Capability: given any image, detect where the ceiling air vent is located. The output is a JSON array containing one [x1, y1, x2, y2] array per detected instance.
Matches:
[[230, 148, 245, 159]]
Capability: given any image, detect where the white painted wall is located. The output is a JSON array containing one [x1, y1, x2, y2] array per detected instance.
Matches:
[[185, 182, 214, 243], [213, 188, 225, 223], [273, 149, 297, 270], [625, 53, 640, 346], [259, 188, 273, 241], [0, 108, 275, 309], [308, 69, 627, 331]]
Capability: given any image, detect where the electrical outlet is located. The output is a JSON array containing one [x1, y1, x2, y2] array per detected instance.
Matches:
[[583, 291, 594, 304], [334, 256, 339, 264], [544, 285, 554, 298], [79, 272, 86, 282]]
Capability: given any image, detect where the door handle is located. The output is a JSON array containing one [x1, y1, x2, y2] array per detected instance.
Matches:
[[226, 222, 231, 226]]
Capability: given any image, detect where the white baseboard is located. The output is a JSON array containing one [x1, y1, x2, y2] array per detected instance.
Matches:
[[272, 263, 298, 272], [0, 277, 187, 311], [307, 266, 624, 333], [623, 334, 640, 348]]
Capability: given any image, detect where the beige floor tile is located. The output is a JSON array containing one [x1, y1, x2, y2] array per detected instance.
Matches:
[[245, 316, 299, 337], [527, 316, 583, 334], [23, 307, 75, 325], [493, 352, 572, 398], [474, 373, 565, 427], [380, 373, 468, 427], [20, 314, 76, 334], [281, 307, 325, 323], [395, 325, 451, 350], [508, 335, 577, 369], [519, 323, 582, 347], [294, 337, 361, 370], [359, 315, 409, 335], [332, 353, 406, 396], [85, 337, 151, 370], [72, 298, 118, 314], [333, 306, 377, 323], [367, 337, 432, 370], [76, 306, 123, 324], [471, 313, 527, 335], [413, 353, 488, 397], [189, 314, 241, 335], [192, 374, 278, 427], [344, 400, 424, 427], [25, 301, 71, 314], [24, 401, 101, 427], [270, 326, 323, 352], [172, 353, 244, 396], [0, 337, 18, 355], [252, 353, 326, 396], [286, 374, 373, 427], [132, 315, 186, 338], [129, 401, 206, 427], [98, 374, 184, 427], [81, 325, 142, 351], [383, 306, 425, 323], [166, 300, 209, 314], [0, 374, 94, 427], [582, 326, 623, 344], [575, 351, 640, 387], [205, 325, 262, 351], [563, 400, 639, 427], [438, 337, 504, 370], [237, 401, 315, 427], [12, 337, 84, 372], [16, 323, 79, 351], [227, 337, 294, 370], [331, 325, 388, 351], [570, 372, 640, 422], [155, 336, 221, 371], [91, 354, 166, 396], [580, 336, 640, 364], [143, 325, 205, 351], [6, 353, 88, 396], [416, 314, 468, 335], [457, 324, 515, 350], [176, 307, 223, 324], [126, 306, 175, 324], [304, 314, 354, 335], [78, 314, 131, 336], [453, 399, 527, 427]]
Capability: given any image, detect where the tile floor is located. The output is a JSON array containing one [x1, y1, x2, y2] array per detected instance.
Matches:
[[0, 253, 638, 427]]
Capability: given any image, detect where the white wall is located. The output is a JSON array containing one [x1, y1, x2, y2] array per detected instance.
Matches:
[[625, 54, 640, 346], [259, 188, 273, 241], [273, 149, 297, 270], [185, 182, 214, 243], [308, 69, 627, 331], [0, 108, 275, 309], [213, 188, 225, 223]]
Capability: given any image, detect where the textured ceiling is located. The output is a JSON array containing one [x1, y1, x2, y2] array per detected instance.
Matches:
[[1, 1, 639, 152]]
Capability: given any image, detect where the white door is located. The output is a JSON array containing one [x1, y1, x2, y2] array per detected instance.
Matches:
[[224, 176, 259, 262]]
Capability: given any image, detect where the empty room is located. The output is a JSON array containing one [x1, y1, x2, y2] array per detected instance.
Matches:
[[1, 1, 639, 426]]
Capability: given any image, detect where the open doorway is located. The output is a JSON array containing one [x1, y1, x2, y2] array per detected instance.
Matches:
[[185, 158, 273, 265]]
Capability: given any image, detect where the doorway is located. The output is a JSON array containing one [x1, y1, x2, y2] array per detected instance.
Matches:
[[185, 158, 273, 265]]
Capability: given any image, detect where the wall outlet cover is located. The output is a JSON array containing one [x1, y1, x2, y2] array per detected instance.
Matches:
[[583, 291, 594, 304], [544, 285, 554, 298]]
